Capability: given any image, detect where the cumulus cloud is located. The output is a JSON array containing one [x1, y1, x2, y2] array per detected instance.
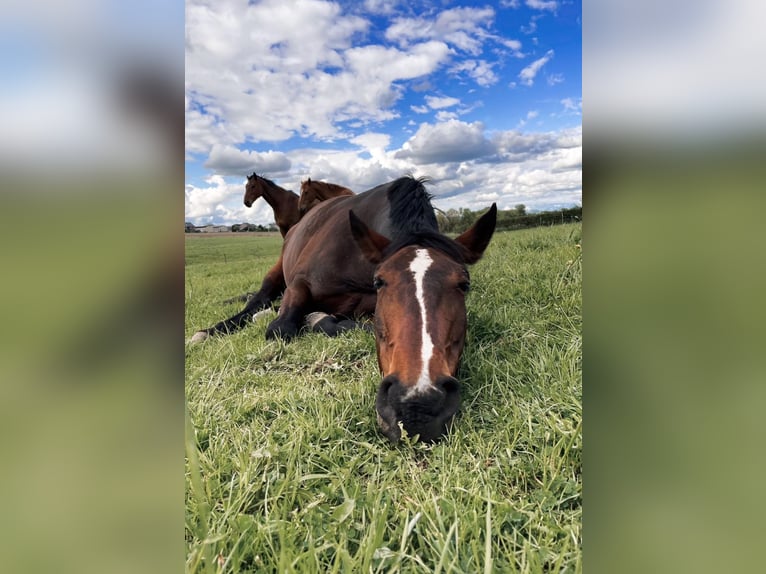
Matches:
[[518, 49, 554, 86], [386, 7, 495, 55], [185, 1, 452, 153], [450, 59, 499, 86], [526, 0, 558, 11], [561, 97, 581, 111], [435, 111, 459, 122], [203, 145, 291, 176], [185, 123, 581, 224], [384, 5, 522, 69], [395, 119, 496, 164], [425, 95, 461, 109]]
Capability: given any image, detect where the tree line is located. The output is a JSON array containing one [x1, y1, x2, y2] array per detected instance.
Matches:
[[186, 204, 581, 235], [436, 204, 581, 233]]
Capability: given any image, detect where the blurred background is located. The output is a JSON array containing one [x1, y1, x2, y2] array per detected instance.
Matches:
[[1, 0, 764, 572], [0, 1, 182, 573], [585, 1, 766, 573]]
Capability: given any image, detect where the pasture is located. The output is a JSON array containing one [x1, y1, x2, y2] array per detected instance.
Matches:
[[185, 223, 582, 573]]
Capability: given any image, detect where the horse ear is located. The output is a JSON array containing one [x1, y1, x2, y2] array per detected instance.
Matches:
[[454, 203, 497, 264], [349, 210, 390, 264]]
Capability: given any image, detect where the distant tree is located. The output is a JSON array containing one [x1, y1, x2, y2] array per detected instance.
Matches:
[[514, 204, 527, 216], [231, 224, 240, 232], [436, 211, 450, 232], [457, 208, 478, 231]]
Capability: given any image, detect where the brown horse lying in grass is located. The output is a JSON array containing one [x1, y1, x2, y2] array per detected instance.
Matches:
[[193, 176, 496, 443], [227, 174, 346, 304]]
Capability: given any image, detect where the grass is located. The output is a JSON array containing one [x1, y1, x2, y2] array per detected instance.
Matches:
[[185, 223, 582, 573]]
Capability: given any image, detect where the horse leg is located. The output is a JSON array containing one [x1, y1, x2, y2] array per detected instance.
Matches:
[[305, 312, 373, 337], [221, 292, 251, 305], [190, 257, 285, 343], [265, 280, 312, 341]]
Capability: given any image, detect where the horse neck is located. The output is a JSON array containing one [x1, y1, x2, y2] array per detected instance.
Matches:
[[319, 183, 349, 200], [259, 179, 298, 213]]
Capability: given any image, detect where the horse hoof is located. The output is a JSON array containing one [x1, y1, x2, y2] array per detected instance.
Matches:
[[265, 323, 296, 341], [305, 312, 330, 329], [252, 309, 276, 322], [188, 331, 209, 344]]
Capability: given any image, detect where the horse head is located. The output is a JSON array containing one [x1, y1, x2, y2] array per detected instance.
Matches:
[[299, 178, 354, 217], [244, 173, 261, 207], [349, 204, 497, 443], [298, 178, 317, 217]]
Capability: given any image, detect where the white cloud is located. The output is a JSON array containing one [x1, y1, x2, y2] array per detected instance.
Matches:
[[425, 95, 461, 109], [203, 145, 291, 176], [450, 59, 499, 87], [518, 49, 554, 86], [547, 73, 564, 85], [551, 146, 581, 171], [395, 119, 495, 164], [350, 132, 391, 162], [526, 0, 558, 11], [561, 97, 581, 112], [515, 109, 539, 129], [521, 17, 539, 35], [435, 110, 459, 122], [500, 38, 524, 55], [411, 105, 429, 114], [186, 0, 452, 154], [186, 124, 582, 224], [386, 7, 496, 56], [364, 0, 398, 15]]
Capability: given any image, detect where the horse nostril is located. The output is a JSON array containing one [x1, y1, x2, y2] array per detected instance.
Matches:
[[435, 376, 459, 394]]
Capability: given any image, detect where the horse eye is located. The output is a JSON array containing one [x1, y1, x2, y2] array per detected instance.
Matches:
[[458, 281, 471, 293], [373, 277, 386, 290]]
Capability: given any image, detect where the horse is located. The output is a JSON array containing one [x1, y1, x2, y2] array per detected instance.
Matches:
[[222, 174, 302, 305], [299, 178, 354, 217], [192, 176, 497, 443], [243, 173, 300, 238]]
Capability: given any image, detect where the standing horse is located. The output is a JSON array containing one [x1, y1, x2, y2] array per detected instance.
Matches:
[[299, 178, 354, 217], [243, 173, 300, 238], [193, 176, 496, 443], [221, 174, 302, 305]]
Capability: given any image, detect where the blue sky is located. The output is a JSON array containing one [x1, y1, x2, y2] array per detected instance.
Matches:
[[185, 0, 581, 226]]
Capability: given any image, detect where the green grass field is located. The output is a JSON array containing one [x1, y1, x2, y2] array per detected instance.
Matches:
[[185, 223, 581, 573]]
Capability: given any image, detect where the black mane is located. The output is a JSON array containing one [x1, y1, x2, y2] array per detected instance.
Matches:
[[387, 176, 438, 234], [385, 176, 467, 264], [249, 173, 278, 187]]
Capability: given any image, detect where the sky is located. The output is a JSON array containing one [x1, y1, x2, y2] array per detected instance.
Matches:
[[185, 0, 582, 226]]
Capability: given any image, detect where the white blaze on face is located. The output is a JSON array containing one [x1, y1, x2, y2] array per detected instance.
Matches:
[[408, 248, 434, 395]]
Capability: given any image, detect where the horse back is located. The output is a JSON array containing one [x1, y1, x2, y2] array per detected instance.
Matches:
[[280, 183, 392, 301]]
